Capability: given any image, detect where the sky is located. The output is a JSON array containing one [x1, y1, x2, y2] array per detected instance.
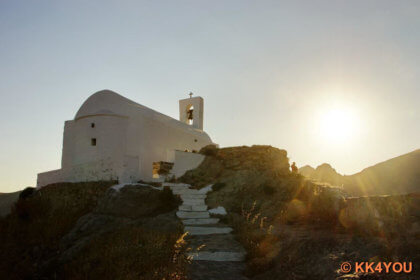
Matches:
[[0, 0, 419, 192]]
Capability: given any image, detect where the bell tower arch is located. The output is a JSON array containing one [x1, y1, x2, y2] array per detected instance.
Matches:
[[179, 93, 204, 130]]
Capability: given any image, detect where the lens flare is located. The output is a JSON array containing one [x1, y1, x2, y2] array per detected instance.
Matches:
[[318, 106, 360, 145]]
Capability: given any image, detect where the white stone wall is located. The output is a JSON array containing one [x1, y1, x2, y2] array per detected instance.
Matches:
[[37, 155, 140, 188], [133, 116, 211, 180], [37, 157, 118, 187], [119, 155, 141, 183], [171, 150, 205, 178], [62, 116, 129, 168]]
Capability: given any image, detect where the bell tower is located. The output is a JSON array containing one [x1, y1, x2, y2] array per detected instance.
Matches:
[[179, 92, 204, 130]]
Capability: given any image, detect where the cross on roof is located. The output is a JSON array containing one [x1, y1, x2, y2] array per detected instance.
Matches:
[[189, 92, 193, 98]]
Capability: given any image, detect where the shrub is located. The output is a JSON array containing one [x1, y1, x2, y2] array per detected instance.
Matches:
[[0, 181, 116, 279], [60, 226, 187, 279], [227, 202, 280, 277], [19, 187, 36, 200], [13, 195, 47, 221], [199, 144, 218, 156], [159, 186, 179, 210], [212, 182, 226, 191], [262, 184, 276, 195]]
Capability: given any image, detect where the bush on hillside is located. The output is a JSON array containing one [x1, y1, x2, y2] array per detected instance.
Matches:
[[212, 182, 226, 191], [0, 181, 116, 279], [199, 144, 218, 156], [159, 186, 179, 210], [0, 181, 186, 280], [19, 187, 36, 200], [262, 184, 276, 195], [59, 225, 187, 279]]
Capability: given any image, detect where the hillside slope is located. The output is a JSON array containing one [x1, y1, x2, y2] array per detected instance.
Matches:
[[181, 145, 419, 279], [299, 149, 420, 196], [0, 191, 21, 217], [0, 181, 185, 280], [345, 149, 420, 195], [1, 146, 418, 279]]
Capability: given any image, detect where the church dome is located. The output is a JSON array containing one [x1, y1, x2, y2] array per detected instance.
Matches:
[[74, 90, 135, 120], [74, 89, 212, 141]]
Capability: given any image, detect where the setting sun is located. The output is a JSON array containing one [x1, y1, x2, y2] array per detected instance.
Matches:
[[318, 106, 360, 144]]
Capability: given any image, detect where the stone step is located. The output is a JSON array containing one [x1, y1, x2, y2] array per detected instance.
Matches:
[[188, 261, 248, 280], [179, 205, 192, 211], [208, 206, 227, 215], [189, 223, 231, 228], [182, 198, 206, 206], [184, 226, 233, 235], [192, 205, 208, 211], [182, 218, 220, 225], [188, 234, 246, 252], [177, 211, 210, 219], [168, 186, 189, 190], [179, 205, 208, 211], [181, 194, 207, 199], [163, 183, 191, 188], [169, 187, 189, 191], [173, 190, 200, 195], [170, 188, 190, 193], [187, 251, 245, 262], [168, 185, 190, 189], [197, 184, 213, 194], [173, 191, 192, 196]]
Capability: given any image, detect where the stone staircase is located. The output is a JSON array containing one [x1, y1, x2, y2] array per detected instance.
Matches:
[[163, 183, 248, 280]]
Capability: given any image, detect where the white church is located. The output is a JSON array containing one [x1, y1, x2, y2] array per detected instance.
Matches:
[[37, 90, 214, 187]]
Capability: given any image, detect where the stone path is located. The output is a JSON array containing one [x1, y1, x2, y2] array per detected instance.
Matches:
[[163, 183, 248, 280]]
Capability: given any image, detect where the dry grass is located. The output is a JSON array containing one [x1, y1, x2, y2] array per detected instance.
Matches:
[[60, 226, 188, 280], [227, 200, 419, 279], [0, 181, 188, 280], [182, 145, 419, 279], [224, 201, 280, 276], [0, 181, 116, 279]]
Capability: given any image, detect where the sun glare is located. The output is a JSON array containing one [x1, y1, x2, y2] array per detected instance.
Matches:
[[318, 107, 360, 144]]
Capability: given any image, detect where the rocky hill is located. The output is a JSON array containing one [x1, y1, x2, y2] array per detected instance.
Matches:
[[1, 145, 418, 279], [181, 145, 419, 279], [299, 149, 420, 196], [299, 163, 343, 186], [298, 165, 315, 177], [0, 181, 186, 279]]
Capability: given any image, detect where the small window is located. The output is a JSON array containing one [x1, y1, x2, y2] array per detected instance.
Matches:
[[91, 138, 96, 146], [194, 139, 198, 142], [91, 123, 95, 128]]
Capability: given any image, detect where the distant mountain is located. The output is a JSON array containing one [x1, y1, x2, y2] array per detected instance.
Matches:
[[298, 165, 315, 178], [299, 163, 344, 186], [299, 149, 420, 196]]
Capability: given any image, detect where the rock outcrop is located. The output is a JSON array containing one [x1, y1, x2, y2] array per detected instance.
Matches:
[[0, 181, 185, 279], [59, 185, 181, 262]]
